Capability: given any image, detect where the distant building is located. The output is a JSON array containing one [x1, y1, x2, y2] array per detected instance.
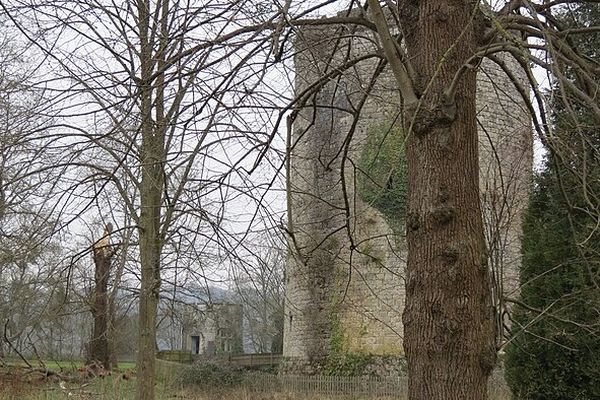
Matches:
[[182, 302, 243, 356]]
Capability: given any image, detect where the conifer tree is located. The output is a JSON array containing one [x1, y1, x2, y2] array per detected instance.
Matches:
[[505, 4, 600, 399]]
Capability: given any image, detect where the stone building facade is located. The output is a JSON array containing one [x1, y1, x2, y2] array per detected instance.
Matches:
[[182, 302, 243, 356], [283, 20, 532, 375]]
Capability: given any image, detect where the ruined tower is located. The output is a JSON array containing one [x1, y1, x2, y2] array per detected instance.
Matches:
[[283, 20, 532, 375]]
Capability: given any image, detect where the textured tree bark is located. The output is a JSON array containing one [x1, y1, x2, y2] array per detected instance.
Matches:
[[136, 118, 164, 400], [136, 217, 161, 400], [398, 1, 496, 399]]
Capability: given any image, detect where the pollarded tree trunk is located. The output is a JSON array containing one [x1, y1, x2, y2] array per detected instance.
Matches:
[[88, 224, 114, 370], [397, 1, 496, 399]]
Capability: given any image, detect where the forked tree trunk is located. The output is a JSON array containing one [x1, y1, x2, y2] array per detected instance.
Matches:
[[135, 0, 169, 398], [398, 1, 496, 399]]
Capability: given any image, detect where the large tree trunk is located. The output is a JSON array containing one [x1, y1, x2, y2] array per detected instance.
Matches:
[[398, 1, 496, 399]]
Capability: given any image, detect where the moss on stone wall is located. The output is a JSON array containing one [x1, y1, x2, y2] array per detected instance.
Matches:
[[324, 315, 374, 376], [356, 120, 407, 232], [326, 351, 378, 376], [323, 314, 406, 376], [318, 121, 408, 377]]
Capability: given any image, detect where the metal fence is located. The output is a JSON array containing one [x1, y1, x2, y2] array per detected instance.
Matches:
[[227, 353, 282, 367], [156, 358, 510, 399], [246, 373, 407, 398], [244, 371, 510, 399]]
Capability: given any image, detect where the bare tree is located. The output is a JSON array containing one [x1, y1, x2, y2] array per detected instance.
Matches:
[[2, 1, 285, 398], [233, 231, 285, 353], [0, 22, 61, 361]]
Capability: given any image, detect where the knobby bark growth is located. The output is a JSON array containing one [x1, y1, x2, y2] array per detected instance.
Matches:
[[391, 1, 496, 398]]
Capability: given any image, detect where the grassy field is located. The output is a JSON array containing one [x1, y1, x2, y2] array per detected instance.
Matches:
[[0, 374, 398, 400]]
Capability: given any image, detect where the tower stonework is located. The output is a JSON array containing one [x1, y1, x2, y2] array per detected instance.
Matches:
[[283, 21, 532, 375]]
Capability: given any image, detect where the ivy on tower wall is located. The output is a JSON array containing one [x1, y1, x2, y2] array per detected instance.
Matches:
[[357, 120, 407, 233]]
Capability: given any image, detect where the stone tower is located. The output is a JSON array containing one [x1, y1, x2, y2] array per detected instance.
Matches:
[[283, 20, 532, 375]]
